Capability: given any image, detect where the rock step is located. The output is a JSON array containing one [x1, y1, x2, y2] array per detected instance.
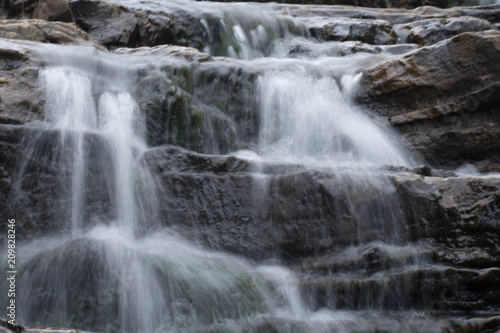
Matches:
[[300, 265, 500, 311]]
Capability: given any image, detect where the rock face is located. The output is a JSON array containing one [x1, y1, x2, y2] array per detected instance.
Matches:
[[0, 39, 42, 125], [130, 52, 260, 153], [395, 173, 500, 258], [358, 30, 500, 170]]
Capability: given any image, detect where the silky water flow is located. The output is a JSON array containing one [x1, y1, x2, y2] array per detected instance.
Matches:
[[0, 2, 444, 332]]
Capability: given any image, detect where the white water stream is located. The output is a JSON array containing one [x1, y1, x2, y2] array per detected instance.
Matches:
[[0, 1, 440, 332]]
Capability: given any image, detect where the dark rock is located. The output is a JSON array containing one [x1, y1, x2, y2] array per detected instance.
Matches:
[[301, 265, 500, 311], [303, 17, 398, 45], [2, 0, 39, 19], [0, 125, 124, 240], [2, 0, 74, 22], [0, 125, 64, 238], [358, 30, 500, 170], [33, 0, 74, 22], [432, 246, 500, 268], [294, 242, 432, 275], [69, 0, 141, 49], [143, 147, 411, 259], [0, 317, 21, 333], [394, 173, 500, 255], [143, 145, 250, 174], [0, 40, 42, 125], [131, 56, 260, 153], [69, 0, 205, 50], [133, 66, 240, 153], [394, 16, 496, 45], [190, 60, 260, 151]]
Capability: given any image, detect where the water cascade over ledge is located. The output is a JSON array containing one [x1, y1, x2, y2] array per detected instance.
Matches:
[[2, 1, 500, 332]]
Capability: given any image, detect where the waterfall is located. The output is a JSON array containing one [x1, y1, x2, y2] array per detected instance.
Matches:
[[8, 51, 383, 333], [0, 1, 449, 332], [257, 66, 415, 167]]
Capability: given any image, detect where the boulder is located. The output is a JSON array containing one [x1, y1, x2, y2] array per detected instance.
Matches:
[[33, 0, 74, 22], [394, 16, 496, 45], [0, 19, 103, 48], [69, 0, 205, 50], [302, 16, 398, 45], [358, 30, 500, 170]]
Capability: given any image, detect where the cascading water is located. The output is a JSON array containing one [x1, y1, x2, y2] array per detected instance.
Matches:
[[1, 1, 448, 332], [256, 65, 414, 167], [8, 54, 340, 332]]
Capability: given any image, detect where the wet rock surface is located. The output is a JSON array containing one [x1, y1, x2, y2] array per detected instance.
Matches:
[[1, 1, 500, 332], [302, 16, 397, 45], [131, 54, 260, 153], [0, 40, 42, 125], [358, 30, 500, 170], [69, 0, 205, 50]]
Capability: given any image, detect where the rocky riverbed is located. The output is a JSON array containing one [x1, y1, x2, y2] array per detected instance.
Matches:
[[0, 0, 499, 332]]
